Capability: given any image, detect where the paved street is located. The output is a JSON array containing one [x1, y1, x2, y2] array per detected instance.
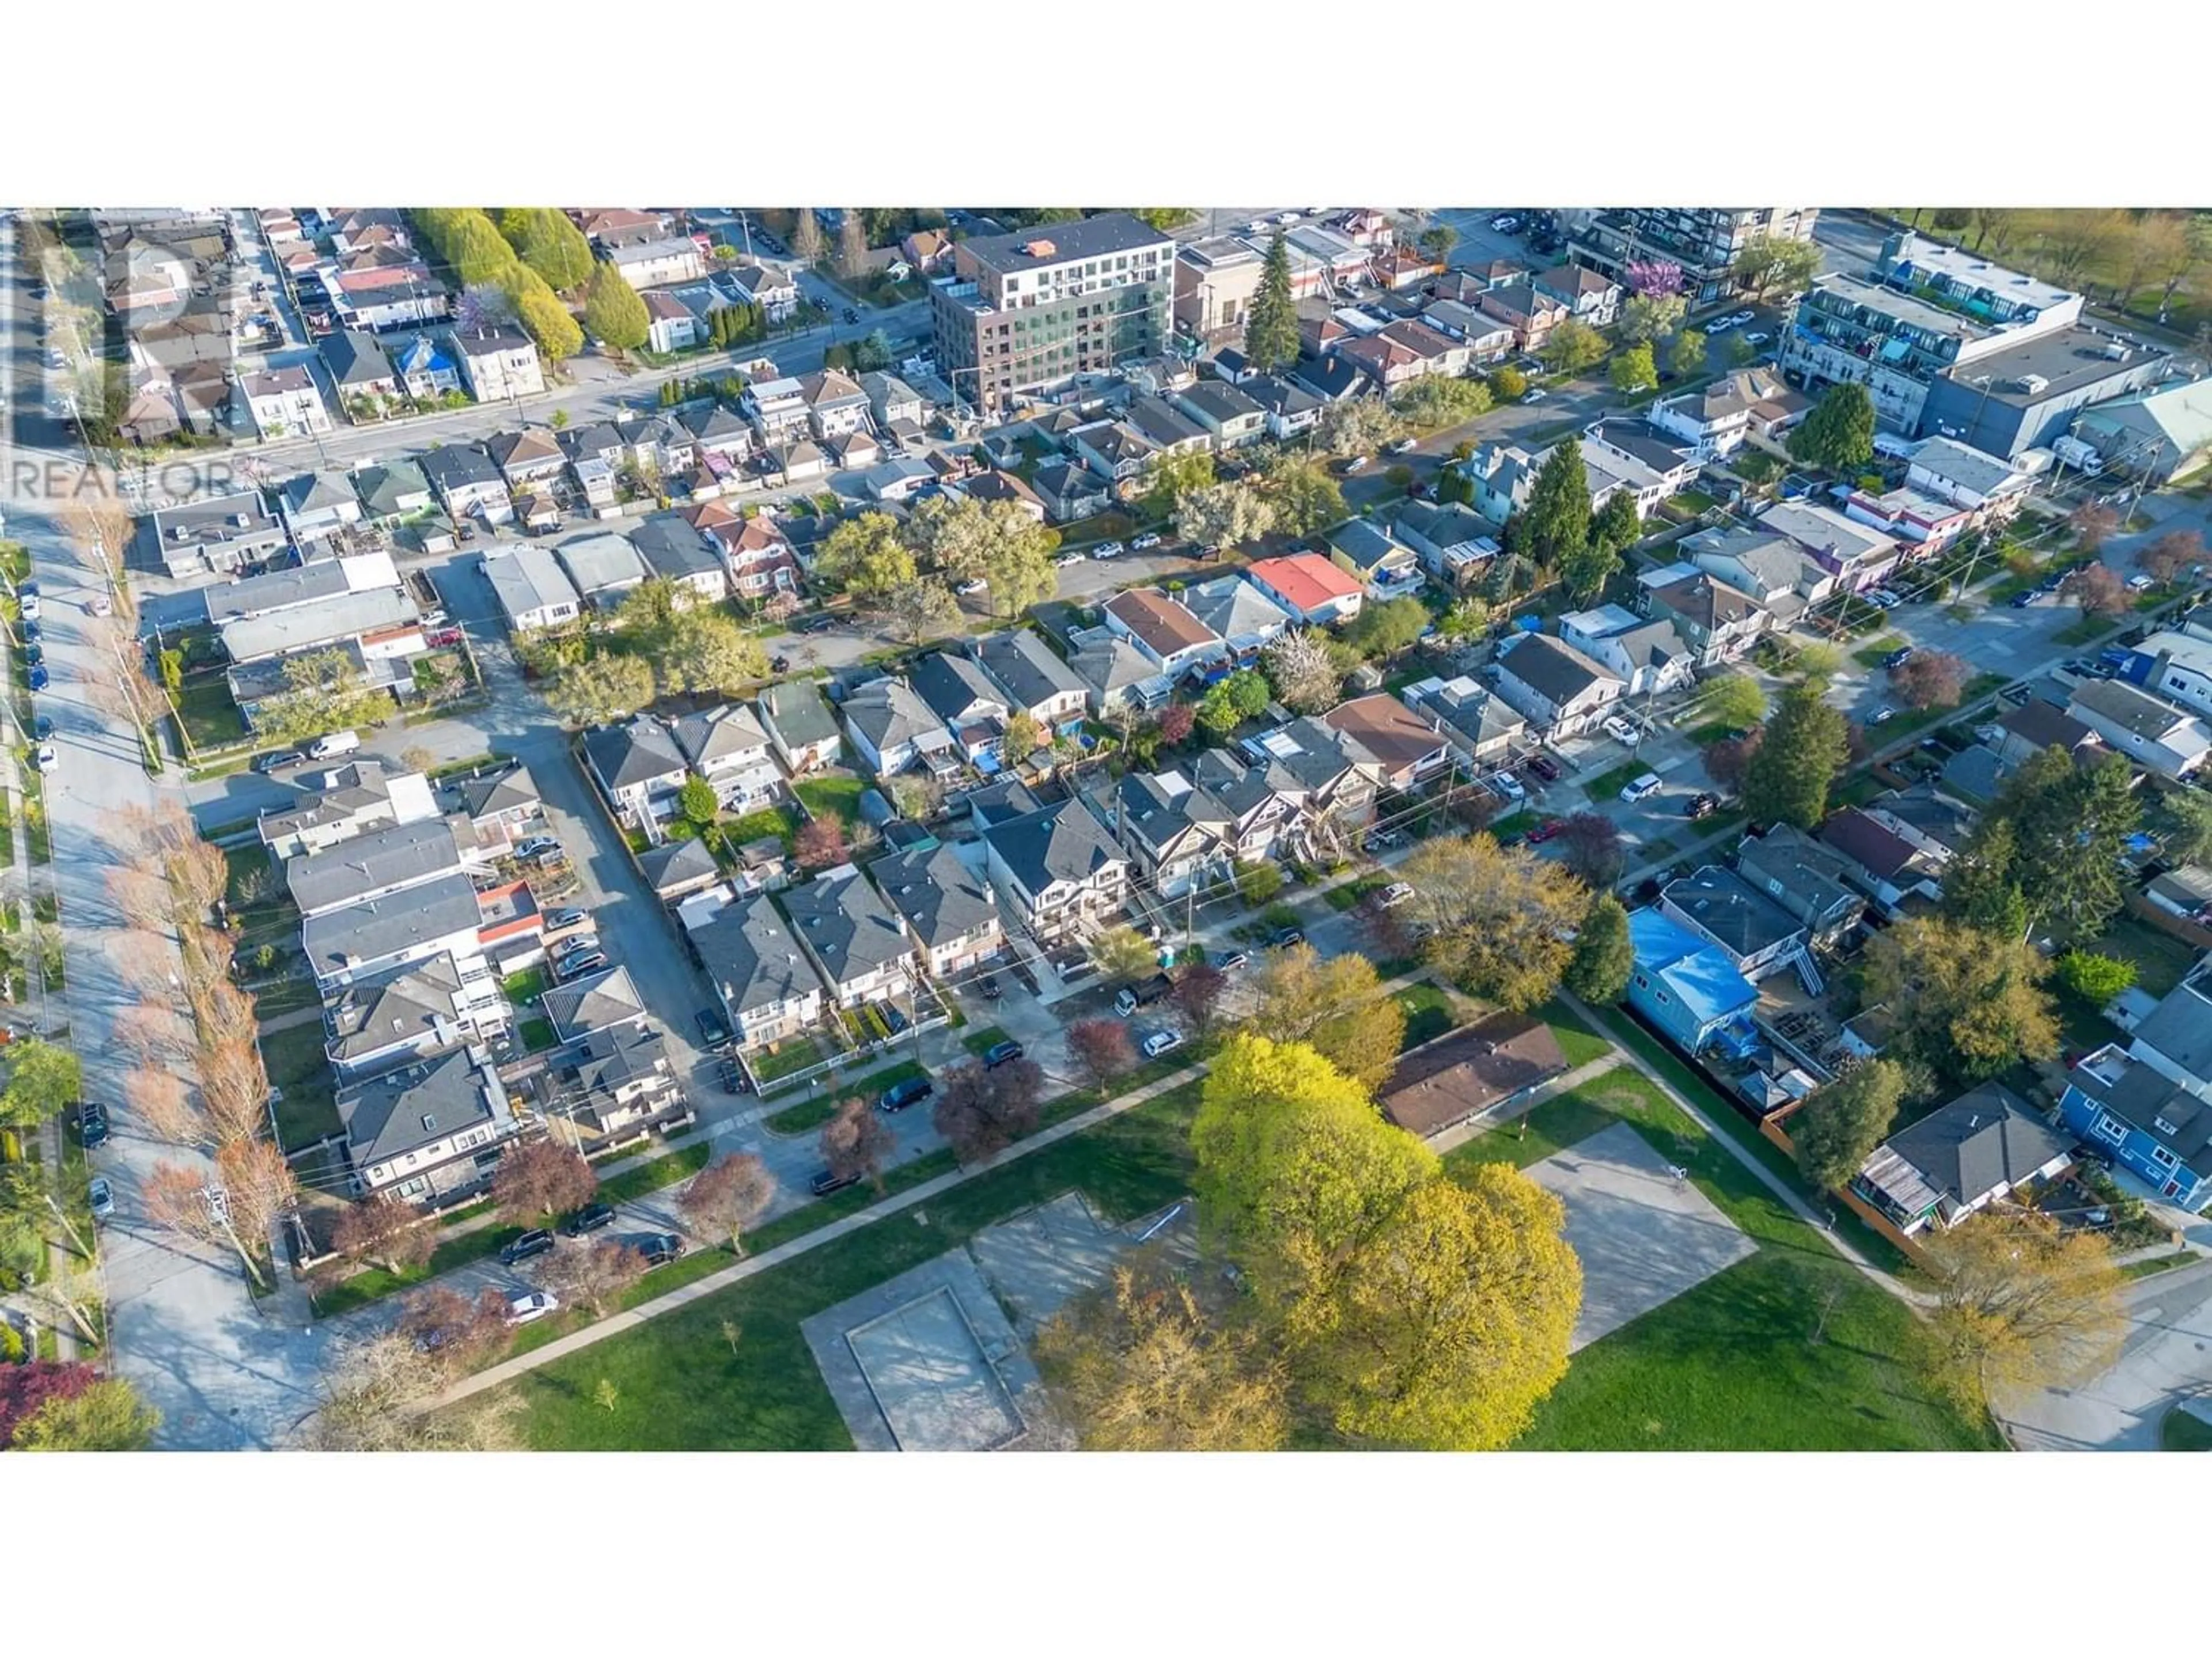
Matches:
[[2001, 1254, 2212, 1450]]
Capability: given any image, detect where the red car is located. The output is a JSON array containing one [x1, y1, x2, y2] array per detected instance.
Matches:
[[1528, 818, 1566, 844]]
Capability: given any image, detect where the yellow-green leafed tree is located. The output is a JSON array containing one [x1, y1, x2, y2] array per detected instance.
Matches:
[[1922, 1211, 2127, 1416]]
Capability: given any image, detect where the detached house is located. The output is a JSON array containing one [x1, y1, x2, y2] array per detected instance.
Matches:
[[452, 327, 544, 402], [842, 675, 957, 779], [241, 366, 331, 439], [1559, 604, 1698, 699], [337, 1047, 520, 1203], [1103, 589, 1222, 682], [910, 652, 1012, 767], [1393, 500, 1497, 591], [1684, 524, 1836, 626], [1643, 569, 1771, 666], [485, 427, 569, 492], [323, 329, 400, 411], [1733, 824, 1864, 946], [974, 628, 1089, 737], [1108, 768, 1237, 899], [1854, 1084, 2074, 1237], [1181, 575, 1293, 665], [583, 715, 690, 828], [982, 797, 1130, 945], [1322, 692, 1453, 792], [1244, 553, 1365, 627], [418, 444, 513, 525], [1492, 632, 1628, 739], [800, 369, 872, 440], [1651, 367, 1809, 461], [1756, 501, 1902, 595], [782, 863, 921, 1010], [2066, 680, 2211, 780], [673, 703, 783, 813], [687, 891, 827, 1054], [757, 680, 843, 774], [2060, 1044, 2212, 1213], [1532, 263, 1623, 327], [631, 513, 731, 605], [1173, 381, 1268, 450], [1476, 281, 1568, 353], [1404, 674, 1527, 770], [728, 262, 800, 323], [694, 509, 801, 603], [1071, 632, 1165, 717], [556, 531, 652, 605], [482, 543, 582, 635], [1324, 519, 1422, 599], [874, 842, 1003, 979]]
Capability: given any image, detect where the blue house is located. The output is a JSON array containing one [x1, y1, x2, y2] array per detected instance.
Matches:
[[1625, 907, 1759, 1059], [2058, 1045, 2212, 1212]]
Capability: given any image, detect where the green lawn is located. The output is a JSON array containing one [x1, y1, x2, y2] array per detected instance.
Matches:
[[961, 1026, 1013, 1058], [499, 1078, 1207, 1449], [1539, 998, 1613, 1068], [794, 774, 865, 829], [1445, 1065, 1994, 1451], [174, 676, 248, 755], [1394, 982, 1461, 1051], [2052, 614, 2122, 647], [2121, 1251, 2197, 1282], [762, 1059, 925, 1133], [2088, 912, 2199, 998], [1853, 634, 1908, 668], [502, 967, 548, 1004], [752, 1034, 830, 1086], [260, 1022, 339, 1149], [518, 1017, 556, 1053]]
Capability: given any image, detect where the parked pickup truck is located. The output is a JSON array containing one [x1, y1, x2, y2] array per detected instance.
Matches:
[[1113, 972, 1174, 1018]]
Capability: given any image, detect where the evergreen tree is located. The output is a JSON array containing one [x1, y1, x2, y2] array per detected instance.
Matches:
[[583, 261, 650, 352], [1741, 681, 1850, 830], [1563, 895, 1635, 1003], [1521, 440, 1592, 574], [1789, 381, 1877, 474], [1244, 233, 1299, 373]]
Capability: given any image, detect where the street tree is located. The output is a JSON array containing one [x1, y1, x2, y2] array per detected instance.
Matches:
[[882, 577, 960, 642], [678, 1152, 777, 1253], [1487, 365, 1528, 402], [791, 209, 823, 266], [1790, 640, 1844, 682], [330, 1192, 437, 1274], [2063, 562, 2128, 618], [10, 1377, 160, 1451], [124, 1068, 204, 1150], [1668, 328, 1709, 380], [1891, 647, 1969, 710], [1563, 892, 1635, 1003], [1311, 396, 1404, 457], [1789, 381, 1877, 474], [933, 1058, 1046, 1163], [1538, 317, 1606, 376], [1243, 232, 1300, 373], [2041, 209, 2126, 287], [0, 1040, 82, 1132], [1415, 224, 1457, 263], [541, 1238, 649, 1316], [1789, 1058, 1910, 1191], [1863, 916, 2059, 1083], [2113, 212, 2195, 309], [1699, 672, 1768, 731], [1624, 258, 1685, 297], [1520, 440, 1593, 574], [1741, 680, 1850, 829], [507, 207, 594, 292], [1066, 1018, 1137, 1092], [2137, 528, 2205, 589], [2068, 501, 2119, 553], [1261, 628, 1343, 715], [397, 1285, 512, 1373], [1389, 375, 1491, 429], [506, 266, 584, 361], [196, 1037, 272, 1150], [1245, 944, 1407, 1089], [1608, 342, 1658, 395], [307, 1330, 520, 1451], [582, 261, 650, 352], [819, 511, 915, 597], [1035, 1254, 1290, 1451], [819, 1096, 896, 1191], [1922, 1211, 2127, 1415], [1087, 924, 1158, 984], [1167, 960, 1229, 1035], [547, 652, 656, 728], [836, 210, 868, 280], [1555, 812, 1625, 887], [1618, 293, 1686, 346], [490, 1139, 597, 1226], [1173, 480, 1275, 551], [1394, 834, 1592, 1010], [1730, 234, 1821, 299], [250, 649, 392, 748]]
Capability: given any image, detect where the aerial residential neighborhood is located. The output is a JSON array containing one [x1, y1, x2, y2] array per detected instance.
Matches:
[[9, 176, 2212, 1510]]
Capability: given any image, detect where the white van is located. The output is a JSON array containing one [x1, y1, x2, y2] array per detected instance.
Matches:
[[1618, 772, 1662, 805], [308, 730, 362, 761]]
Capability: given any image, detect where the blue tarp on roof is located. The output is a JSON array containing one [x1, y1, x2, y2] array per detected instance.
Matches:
[[1630, 907, 1759, 1029]]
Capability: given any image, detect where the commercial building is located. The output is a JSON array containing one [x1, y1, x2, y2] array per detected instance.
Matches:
[[1566, 207, 1819, 304], [1173, 237, 1264, 343], [1916, 326, 2168, 461], [930, 213, 1176, 415]]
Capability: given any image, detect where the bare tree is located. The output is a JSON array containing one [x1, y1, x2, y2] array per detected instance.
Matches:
[[1067, 1019, 1136, 1092], [1555, 812, 1626, 888], [124, 1068, 207, 1149], [143, 1160, 270, 1290], [490, 1139, 598, 1226], [105, 869, 173, 934], [164, 841, 229, 919], [541, 1238, 648, 1317], [305, 1330, 521, 1451], [2069, 501, 2119, 553], [678, 1152, 777, 1252], [330, 1191, 437, 1273], [215, 1139, 298, 1270], [1167, 961, 1228, 1036], [198, 1037, 272, 1147], [397, 1285, 510, 1373], [932, 1058, 1044, 1164], [2063, 563, 2129, 619], [2138, 529, 2205, 589], [818, 1096, 895, 1191], [114, 997, 191, 1064], [1891, 649, 1969, 710]]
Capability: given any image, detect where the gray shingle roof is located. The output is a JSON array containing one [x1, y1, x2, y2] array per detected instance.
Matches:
[[1662, 865, 1805, 960], [1880, 1085, 2071, 1211], [637, 835, 722, 896], [782, 867, 914, 984], [841, 676, 941, 752], [872, 842, 998, 950], [692, 892, 826, 1018], [984, 797, 1124, 894], [286, 819, 464, 915], [300, 870, 483, 979], [339, 1048, 498, 1168], [757, 680, 839, 749], [2134, 972, 2212, 1084], [973, 629, 1086, 714], [583, 716, 687, 793], [541, 964, 647, 1038], [908, 653, 1007, 728]]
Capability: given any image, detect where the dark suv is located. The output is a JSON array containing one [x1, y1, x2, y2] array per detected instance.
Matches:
[[77, 1101, 110, 1150], [878, 1076, 933, 1113], [810, 1167, 858, 1197], [499, 1228, 556, 1266], [562, 1202, 617, 1237], [983, 1039, 1025, 1069], [637, 1233, 685, 1266]]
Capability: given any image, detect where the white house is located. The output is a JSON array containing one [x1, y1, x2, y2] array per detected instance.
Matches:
[[452, 327, 545, 403], [607, 238, 708, 290], [2066, 681, 2212, 781], [482, 543, 583, 635], [1491, 632, 1628, 740], [583, 715, 691, 827], [240, 365, 331, 439]]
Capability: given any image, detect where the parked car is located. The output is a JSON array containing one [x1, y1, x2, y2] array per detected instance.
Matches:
[[1744, 331, 1771, 347], [1141, 1028, 1185, 1059], [1270, 926, 1306, 950], [1619, 772, 1662, 804], [1522, 752, 1563, 783], [1488, 771, 1527, 802], [1375, 882, 1415, 909], [796, 614, 838, 635], [717, 1057, 749, 1095], [18, 593, 39, 622], [1213, 949, 1250, 972], [1054, 551, 1085, 567], [1601, 715, 1639, 746], [78, 1101, 109, 1149], [554, 933, 600, 961], [563, 1201, 618, 1237], [1527, 818, 1565, 844], [636, 1232, 685, 1266], [878, 1075, 933, 1113], [1385, 437, 1418, 456], [499, 1229, 556, 1266], [33, 744, 56, 773], [1869, 588, 1904, 609], [1521, 388, 1547, 404], [810, 1168, 858, 1198], [251, 749, 299, 774], [26, 664, 45, 691], [32, 715, 51, 741], [1090, 540, 1125, 560], [1882, 645, 1916, 670], [88, 1176, 113, 1219], [515, 835, 561, 861], [983, 1039, 1025, 1069], [770, 654, 791, 673], [955, 578, 988, 597], [1685, 793, 1719, 820], [1869, 706, 1896, 725], [1489, 214, 1520, 232], [2009, 589, 2039, 608], [546, 907, 590, 930], [555, 952, 608, 981], [505, 1290, 560, 1325], [86, 592, 113, 618], [1130, 532, 1162, 551], [695, 1007, 733, 1048], [1115, 972, 1174, 1016], [977, 972, 1001, 1001], [21, 620, 40, 645], [1340, 455, 1370, 475]]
